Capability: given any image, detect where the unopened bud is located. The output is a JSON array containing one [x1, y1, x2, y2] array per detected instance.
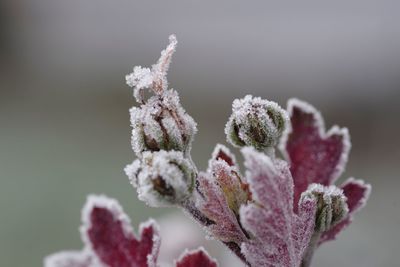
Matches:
[[127, 150, 196, 207], [130, 89, 197, 157], [225, 95, 288, 150], [301, 184, 349, 232]]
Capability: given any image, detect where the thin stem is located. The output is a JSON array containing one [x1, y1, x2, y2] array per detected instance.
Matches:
[[301, 231, 321, 267]]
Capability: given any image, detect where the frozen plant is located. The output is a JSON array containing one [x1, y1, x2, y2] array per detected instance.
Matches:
[[45, 35, 371, 267]]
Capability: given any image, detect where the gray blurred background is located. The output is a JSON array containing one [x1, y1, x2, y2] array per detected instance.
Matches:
[[1, 0, 399, 266]]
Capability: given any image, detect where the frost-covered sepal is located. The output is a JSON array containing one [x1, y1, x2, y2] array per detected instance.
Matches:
[[225, 95, 288, 150], [130, 89, 197, 157], [175, 247, 218, 267], [132, 150, 196, 207], [301, 184, 348, 232], [319, 178, 371, 244], [44, 195, 161, 267]]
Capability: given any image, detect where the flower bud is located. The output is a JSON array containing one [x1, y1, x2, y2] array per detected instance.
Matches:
[[301, 184, 349, 232], [225, 95, 288, 150], [127, 150, 196, 207], [130, 89, 197, 157]]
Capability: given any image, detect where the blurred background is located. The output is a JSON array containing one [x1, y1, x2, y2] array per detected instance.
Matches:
[[1, 0, 399, 266]]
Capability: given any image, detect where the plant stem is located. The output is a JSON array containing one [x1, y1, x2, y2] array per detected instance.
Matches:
[[301, 232, 321, 267]]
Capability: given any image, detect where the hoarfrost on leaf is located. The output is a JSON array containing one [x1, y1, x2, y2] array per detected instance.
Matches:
[[280, 98, 371, 246], [175, 247, 218, 267], [280, 98, 351, 209], [44, 195, 161, 267], [239, 147, 317, 267]]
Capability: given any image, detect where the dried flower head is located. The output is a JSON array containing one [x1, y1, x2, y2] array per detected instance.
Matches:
[[225, 95, 288, 150]]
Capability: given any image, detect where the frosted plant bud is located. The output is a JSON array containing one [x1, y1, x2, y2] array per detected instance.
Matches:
[[301, 184, 349, 232], [126, 35, 177, 103], [130, 89, 197, 157], [135, 150, 196, 207], [225, 95, 288, 150]]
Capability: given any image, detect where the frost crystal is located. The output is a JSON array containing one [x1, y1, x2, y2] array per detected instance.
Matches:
[[225, 95, 289, 150]]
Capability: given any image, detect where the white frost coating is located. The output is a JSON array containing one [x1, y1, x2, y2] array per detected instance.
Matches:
[[207, 144, 237, 172], [44, 249, 104, 267], [124, 159, 142, 187], [279, 98, 351, 184], [129, 89, 197, 157], [45, 195, 161, 267], [81, 195, 134, 246], [140, 218, 161, 267], [341, 177, 372, 213], [80, 195, 160, 267], [126, 35, 177, 103], [225, 95, 289, 149], [136, 151, 194, 207], [239, 147, 316, 266], [174, 247, 219, 267]]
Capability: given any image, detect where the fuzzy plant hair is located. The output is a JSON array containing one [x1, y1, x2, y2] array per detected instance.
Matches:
[[45, 35, 371, 267]]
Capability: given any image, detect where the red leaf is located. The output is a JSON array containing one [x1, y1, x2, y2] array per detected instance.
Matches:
[[209, 143, 237, 167], [196, 144, 249, 244], [175, 248, 218, 267], [45, 195, 160, 267], [240, 148, 317, 267], [280, 98, 351, 210]]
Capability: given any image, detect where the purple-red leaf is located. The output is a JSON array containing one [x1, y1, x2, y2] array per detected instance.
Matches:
[[45, 195, 160, 267], [175, 248, 218, 267], [196, 145, 249, 244], [280, 98, 351, 207], [319, 178, 371, 244], [209, 143, 237, 168], [196, 171, 248, 244], [240, 148, 317, 267]]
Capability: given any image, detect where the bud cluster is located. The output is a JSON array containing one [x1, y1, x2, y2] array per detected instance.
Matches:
[[301, 183, 349, 232], [125, 35, 197, 207], [225, 95, 288, 150]]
